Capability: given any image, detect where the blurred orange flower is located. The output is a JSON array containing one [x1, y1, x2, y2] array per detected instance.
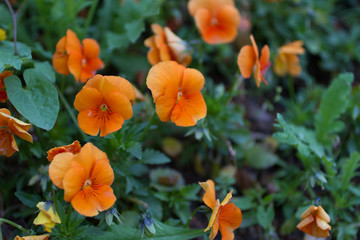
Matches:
[[237, 35, 270, 87], [14, 235, 50, 240], [146, 61, 207, 127], [297, 205, 331, 238], [47, 140, 81, 161], [199, 180, 242, 240], [274, 40, 304, 77], [48, 143, 116, 217], [0, 108, 33, 157], [52, 29, 104, 83], [0, 71, 12, 102], [74, 74, 135, 137], [188, 0, 241, 44], [144, 24, 192, 66]]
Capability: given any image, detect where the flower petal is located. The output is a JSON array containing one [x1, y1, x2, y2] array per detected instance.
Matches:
[[82, 38, 100, 59], [77, 109, 101, 136], [91, 160, 114, 185], [74, 87, 102, 112], [71, 189, 100, 217], [181, 68, 205, 95], [218, 203, 242, 239], [63, 166, 87, 202], [49, 152, 74, 189], [100, 113, 124, 137], [91, 184, 116, 212], [237, 45, 256, 78], [0, 129, 17, 157], [104, 76, 136, 100], [199, 179, 216, 210], [105, 91, 133, 119], [65, 29, 82, 55], [68, 51, 83, 82]]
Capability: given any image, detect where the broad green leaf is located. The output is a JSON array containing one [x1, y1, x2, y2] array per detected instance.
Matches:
[[126, 141, 142, 160], [0, 41, 32, 71], [91, 220, 205, 240], [139, 0, 161, 16], [142, 149, 171, 165], [256, 205, 275, 229], [233, 196, 255, 211], [244, 145, 279, 169], [15, 191, 42, 208], [315, 73, 354, 143], [105, 32, 129, 50], [34, 61, 56, 83], [125, 19, 145, 43], [5, 69, 60, 130]]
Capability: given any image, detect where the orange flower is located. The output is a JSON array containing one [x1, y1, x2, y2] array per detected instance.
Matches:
[[0, 71, 12, 102], [74, 74, 135, 137], [0, 108, 33, 157], [199, 180, 242, 240], [237, 35, 270, 87], [146, 61, 207, 127], [52, 29, 104, 83], [187, 0, 241, 44], [297, 205, 331, 238], [144, 24, 192, 66], [274, 40, 304, 77], [48, 142, 116, 217], [47, 140, 81, 161], [14, 235, 50, 240]]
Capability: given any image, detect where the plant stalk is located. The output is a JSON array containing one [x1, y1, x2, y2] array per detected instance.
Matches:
[[4, 0, 18, 55], [0, 218, 26, 232], [84, 0, 99, 35]]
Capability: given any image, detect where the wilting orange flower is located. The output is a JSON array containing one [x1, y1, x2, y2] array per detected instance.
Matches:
[[48, 143, 116, 217], [297, 205, 331, 238], [74, 74, 135, 137], [14, 235, 50, 240], [52, 29, 104, 83], [47, 140, 81, 161], [0, 108, 33, 157], [144, 24, 192, 66], [237, 35, 270, 87], [188, 0, 241, 44], [146, 61, 207, 127], [0, 71, 12, 102], [199, 180, 242, 240], [274, 40, 304, 77]]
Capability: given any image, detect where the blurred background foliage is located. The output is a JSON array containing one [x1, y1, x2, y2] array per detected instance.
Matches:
[[0, 0, 360, 239]]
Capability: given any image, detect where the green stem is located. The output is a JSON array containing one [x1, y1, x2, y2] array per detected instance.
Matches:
[[56, 85, 87, 139], [4, 0, 17, 55], [0, 218, 27, 232], [288, 76, 296, 102], [226, 74, 244, 103], [184, 206, 204, 228], [140, 112, 157, 140], [84, 0, 99, 35]]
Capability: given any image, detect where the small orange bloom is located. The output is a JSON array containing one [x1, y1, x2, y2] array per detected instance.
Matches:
[[297, 205, 331, 238], [144, 24, 192, 66], [0, 108, 33, 157], [52, 29, 104, 83], [146, 61, 207, 127], [0, 71, 12, 102], [14, 235, 50, 240], [48, 143, 116, 217], [237, 35, 270, 87], [74, 74, 135, 137], [188, 0, 241, 44], [274, 40, 305, 77], [47, 140, 81, 161], [199, 180, 242, 240]]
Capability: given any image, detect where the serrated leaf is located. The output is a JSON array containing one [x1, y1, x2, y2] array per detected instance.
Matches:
[[91, 220, 205, 240], [315, 73, 354, 143], [5, 69, 60, 130], [15, 191, 42, 208], [340, 151, 360, 188], [126, 142, 142, 159], [125, 19, 145, 43], [142, 149, 171, 165]]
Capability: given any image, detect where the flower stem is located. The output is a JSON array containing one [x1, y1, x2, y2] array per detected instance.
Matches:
[[84, 0, 99, 35], [0, 218, 27, 232], [140, 112, 157, 140], [226, 73, 244, 103], [4, 0, 17, 55], [56, 85, 87, 139], [184, 206, 205, 228]]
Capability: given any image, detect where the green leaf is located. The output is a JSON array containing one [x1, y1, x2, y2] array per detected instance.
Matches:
[[126, 142, 142, 160], [142, 149, 171, 165], [274, 114, 324, 158], [15, 191, 42, 208], [105, 32, 129, 50], [139, 0, 161, 16], [340, 151, 360, 188], [0, 41, 32, 71], [125, 19, 145, 43], [5, 69, 60, 130], [91, 220, 205, 240], [256, 205, 275, 229], [233, 196, 255, 211], [315, 73, 354, 143], [34, 61, 56, 83], [244, 145, 279, 169]]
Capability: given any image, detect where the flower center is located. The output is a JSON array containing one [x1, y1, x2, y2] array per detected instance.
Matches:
[[81, 58, 87, 67], [210, 17, 218, 26], [84, 179, 92, 188], [100, 104, 108, 112]]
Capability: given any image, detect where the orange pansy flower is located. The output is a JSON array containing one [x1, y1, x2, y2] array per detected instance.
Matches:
[[14, 235, 50, 240], [146, 61, 207, 127], [0, 71, 12, 102], [144, 23, 192, 66], [237, 35, 270, 87], [297, 205, 331, 238], [47, 140, 81, 161], [48, 143, 116, 217], [188, 0, 241, 44], [0, 108, 33, 157], [74, 74, 135, 137], [274, 40, 305, 77], [52, 29, 104, 83], [199, 180, 242, 240]]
